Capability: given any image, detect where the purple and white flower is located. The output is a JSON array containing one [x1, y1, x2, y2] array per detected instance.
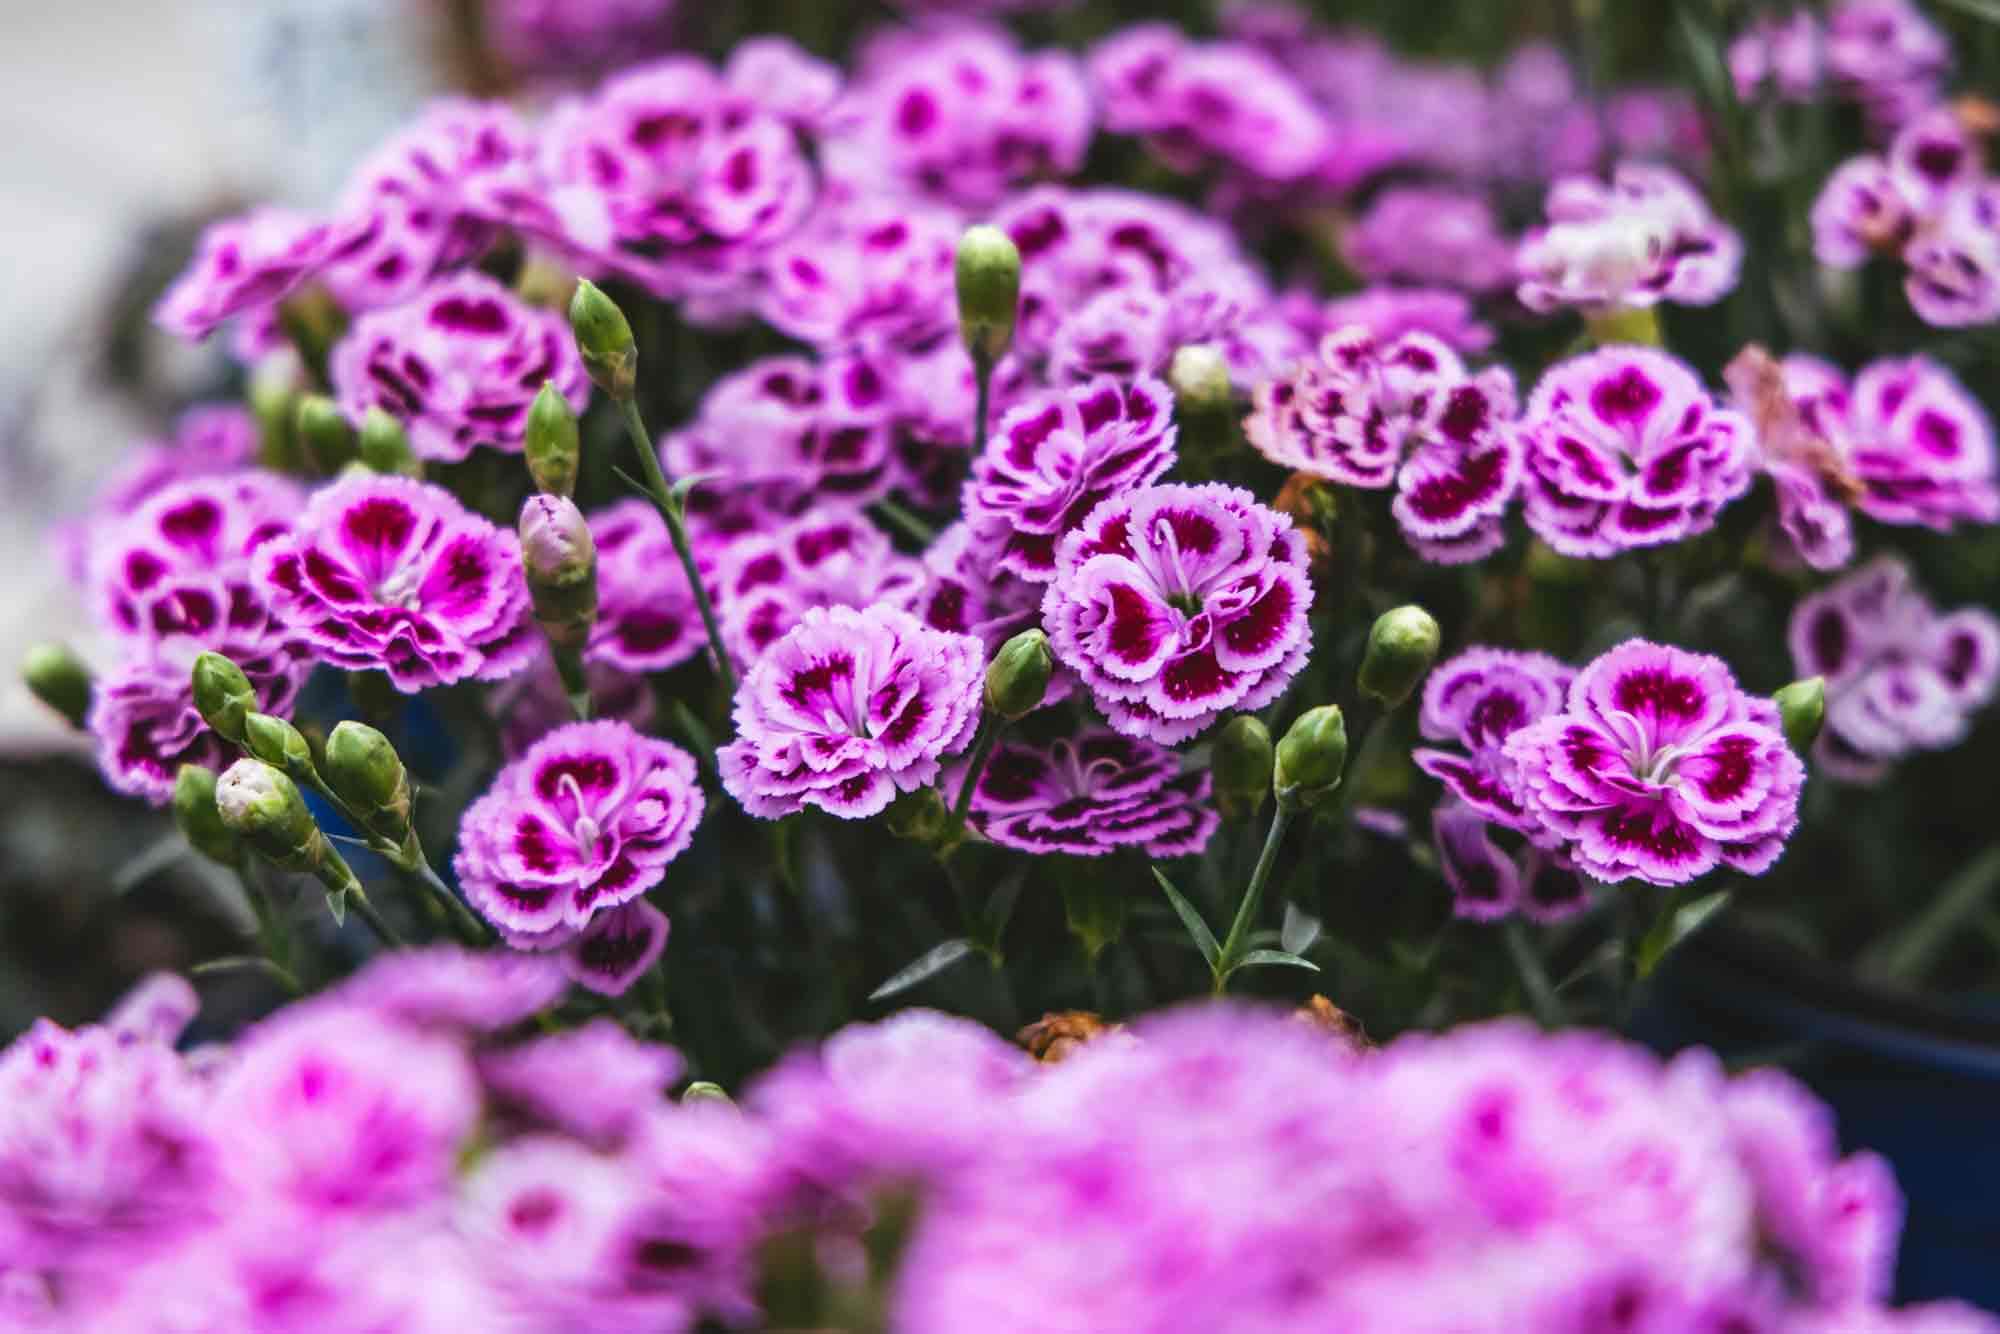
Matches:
[[661, 355, 898, 508], [1517, 162, 1742, 313], [1343, 186, 1517, 292], [1413, 646, 1575, 831], [585, 499, 707, 675], [966, 728, 1216, 858], [562, 899, 671, 998], [713, 509, 924, 666], [1433, 801, 1588, 923]]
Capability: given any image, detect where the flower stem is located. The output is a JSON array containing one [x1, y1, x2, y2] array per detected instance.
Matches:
[[551, 641, 593, 722], [1504, 920, 1564, 1027], [1214, 804, 1295, 994], [348, 888, 404, 949], [972, 349, 994, 450], [949, 714, 1004, 832], [618, 396, 737, 698], [407, 856, 495, 946]]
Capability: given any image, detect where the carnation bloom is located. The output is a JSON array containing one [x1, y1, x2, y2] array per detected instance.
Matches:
[[757, 199, 959, 351], [909, 522, 1074, 709], [661, 355, 898, 507], [455, 720, 705, 947], [152, 208, 344, 341], [1504, 640, 1806, 886], [1041, 483, 1313, 743], [478, 1018, 684, 1148], [1312, 286, 1495, 355], [329, 271, 589, 463], [1789, 557, 2000, 782], [1904, 179, 2000, 329], [1433, 802, 1590, 923], [563, 898, 671, 997], [718, 604, 984, 820], [966, 728, 1217, 857], [334, 945, 572, 1032], [1413, 646, 1574, 830], [1517, 162, 1743, 312], [1733, 0, 1949, 132], [585, 499, 707, 674], [485, 0, 679, 76], [255, 474, 534, 691], [962, 375, 1178, 582], [713, 509, 924, 666], [1342, 186, 1517, 292], [1518, 346, 1755, 558]]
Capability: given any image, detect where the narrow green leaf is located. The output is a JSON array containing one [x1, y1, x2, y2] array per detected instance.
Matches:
[[868, 938, 976, 1002], [1937, 0, 2000, 26], [1230, 948, 1322, 975], [113, 835, 192, 896], [1636, 889, 1731, 978], [1151, 866, 1220, 967], [191, 955, 301, 993], [324, 888, 348, 927], [610, 465, 654, 500], [1280, 903, 1321, 956], [982, 873, 1025, 945]]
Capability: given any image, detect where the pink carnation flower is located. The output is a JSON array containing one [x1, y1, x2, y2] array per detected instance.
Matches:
[[455, 720, 705, 948], [477, 1017, 683, 1148], [329, 271, 588, 463], [1041, 483, 1313, 744], [586, 499, 707, 674], [562, 899, 671, 997], [1517, 163, 1742, 313], [1343, 186, 1517, 292], [758, 199, 959, 351], [718, 604, 984, 820], [56, 405, 259, 586], [1518, 346, 1754, 558], [962, 375, 1177, 583], [1504, 640, 1806, 886], [661, 355, 898, 508], [332, 945, 571, 1032], [713, 509, 924, 666], [1789, 557, 2000, 782], [255, 474, 534, 691], [966, 728, 1217, 858], [152, 208, 344, 342], [909, 522, 1074, 710], [1432, 801, 1588, 923], [1905, 180, 2000, 329], [1413, 646, 1574, 831]]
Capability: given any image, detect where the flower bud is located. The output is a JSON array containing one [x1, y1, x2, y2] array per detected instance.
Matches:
[[20, 642, 91, 729], [568, 279, 637, 400], [524, 381, 581, 497], [192, 652, 257, 744], [1774, 676, 1825, 756], [1357, 605, 1441, 709], [955, 224, 1020, 365], [243, 712, 313, 773], [172, 764, 242, 868], [324, 720, 413, 844], [1168, 344, 1232, 415], [681, 1081, 736, 1109], [249, 355, 305, 472], [1275, 705, 1347, 810], [295, 394, 356, 475], [1210, 714, 1274, 822], [520, 494, 599, 652], [215, 758, 352, 892], [983, 628, 1052, 721], [357, 407, 422, 478], [885, 786, 950, 843]]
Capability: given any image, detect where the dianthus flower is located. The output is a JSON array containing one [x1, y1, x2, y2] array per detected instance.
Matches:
[[962, 375, 1177, 582], [333, 945, 572, 1032], [1518, 346, 1755, 558], [757, 199, 959, 351], [1789, 557, 2000, 782], [1433, 801, 1589, 923], [562, 898, 671, 997], [152, 208, 346, 342], [1517, 162, 1743, 313], [908, 523, 1074, 709], [1343, 186, 1517, 292], [584, 499, 707, 674], [1811, 107, 1979, 270], [1733, 0, 1948, 132], [718, 604, 984, 820], [1247, 328, 1524, 563], [88, 645, 302, 806], [827, 25, 1092, 209], [255, 474, 534, 691], [713, 509, 925, 666], [1041, 483, 1312, 744], [1413, 646, 1574, 831], [329, 271, 588, 463], [1905, 179, 2000, 328], [1310, 286, 1496, 355], [661, 354, 898, 507], [455, 720, 704, 947], [966, 727, 1216, 858], [478, 1018, 684, 1147], [1503, 640, 1805, 885]]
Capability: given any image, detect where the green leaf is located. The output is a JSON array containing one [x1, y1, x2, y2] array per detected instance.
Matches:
[[868, 938, 976, 1002], [191, 955, 301, 993], [113, 835, 192, 896], [1151, 867, 1220, 967], [610, 464, 653, 500], [1280, 903, 1321, 956], [1937, 0, 2000, 25], [1230, 948, 1322, 976], [1635, 889, 1732, 979], [324, 888, 349, 927], [982, 873, 1025, 946]]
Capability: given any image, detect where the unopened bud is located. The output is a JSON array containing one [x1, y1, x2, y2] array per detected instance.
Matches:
[[296, 395, 357, 475], [681, 1081, 736, 1109], [357, 407, 421, 478], [250, 355, 305, 472], [520, 494, 598, 652], [568, 279, 637, 400], [215, 759, 353, 892], [1169, 344, 1232, 414], [525, 382, 581, 497], [1210, 714, 1274, 822], [1358, 605, 1441, 709], [172, 764, 241, 868], [983, 628, 1052, 721], [21, 643, 91, 729], [1275, 705, 1347, 810], [192, 652, 257, 744], [243, 712, 313, 773], [885, 787, 951, 843], [1774, 677, 1825, 756], [955, 224, 1020, 365], [324, 720, 413, 844]]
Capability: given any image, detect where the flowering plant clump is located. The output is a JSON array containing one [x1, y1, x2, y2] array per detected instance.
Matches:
[[16, 0, 2000, 1327]]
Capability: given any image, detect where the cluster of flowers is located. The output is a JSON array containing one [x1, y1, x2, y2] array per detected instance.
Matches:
[[5, 968, 1989, 1333], [1731, 0, 1951, 133]]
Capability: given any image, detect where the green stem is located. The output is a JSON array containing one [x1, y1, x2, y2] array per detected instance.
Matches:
[[972, 350, 993, 450], [871, 497, 937, 546], [1215, 804, 1295, 994], [619, 396, 737, 698], [348, 889, 404, 949], [948, 714, 1004, 831], [1504, 920, 1564, 1027], [407, 855, 495, 945], [551, 641, 593, 722]]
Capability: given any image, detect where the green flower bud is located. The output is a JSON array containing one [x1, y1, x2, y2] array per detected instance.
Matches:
[[324, 720, 413, 844], [983, 628, 1052, 721], [1774, 676, 1825, 756], [955, 224, 1020, 365], [520, 494, 599, 652], [215, 759, 352, 893], [1210, 714, 1274, 822], [1357, 605, 1441, 709], [243, 712, 314, 773], [295, 394, 357, 475], [681, 1081, 735, 1109], [1168, 344, 1232, 415], [192, 652, 257, 744], [249, 355, 305, 472], [20, 642, 92, 729], [1275, 705, 1348, 810], [172, 764, 241, 868], [568, 279, 638, 400], [524, 381, 581, 497], [885, 786, 951, 843], [357, 407, 421, 478]]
